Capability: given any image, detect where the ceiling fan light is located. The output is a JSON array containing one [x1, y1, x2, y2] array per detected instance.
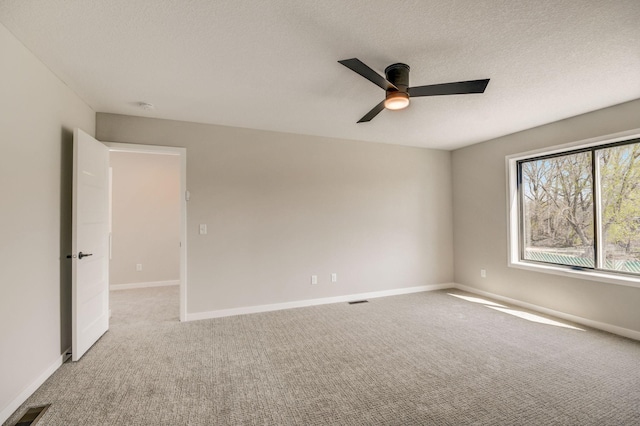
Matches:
[[384, 92, 410, 110]]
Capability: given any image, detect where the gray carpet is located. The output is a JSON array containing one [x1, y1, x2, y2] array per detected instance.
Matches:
[[5, 287, 640, 425]]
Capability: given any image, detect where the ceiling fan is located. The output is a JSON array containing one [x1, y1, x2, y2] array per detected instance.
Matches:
[[338, 58, 490, 123]]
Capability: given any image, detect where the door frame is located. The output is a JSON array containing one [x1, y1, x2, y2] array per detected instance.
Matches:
[[104, 142, 187, 322]]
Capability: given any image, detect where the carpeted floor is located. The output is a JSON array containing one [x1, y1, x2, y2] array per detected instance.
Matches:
[[5, 287, 640, 425]]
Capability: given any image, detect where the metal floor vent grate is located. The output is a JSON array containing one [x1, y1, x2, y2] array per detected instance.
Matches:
[[14, 404, 50, 426], [348, 300, 369, 305]]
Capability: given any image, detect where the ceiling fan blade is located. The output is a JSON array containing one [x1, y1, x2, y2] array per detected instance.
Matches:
[[408, 79, 490, 97], [339, 58, 398, 91], [357, 101, 385, 123]]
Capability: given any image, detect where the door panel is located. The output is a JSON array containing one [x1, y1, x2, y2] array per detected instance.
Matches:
[[72, 128, 109, 361]]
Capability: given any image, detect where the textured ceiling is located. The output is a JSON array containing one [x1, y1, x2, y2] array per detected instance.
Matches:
[[1, 0, 639, 150]]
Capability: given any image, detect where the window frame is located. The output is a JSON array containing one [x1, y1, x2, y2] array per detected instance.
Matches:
[[506, 129, 640, 289]]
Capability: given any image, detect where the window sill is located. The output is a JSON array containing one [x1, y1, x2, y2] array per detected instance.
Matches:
[[509, 260, 640, 289]]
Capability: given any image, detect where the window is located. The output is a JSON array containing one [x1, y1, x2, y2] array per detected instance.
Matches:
[[507, 132, 640, 287]]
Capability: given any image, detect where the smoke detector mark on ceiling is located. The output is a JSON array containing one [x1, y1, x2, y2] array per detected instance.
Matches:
[[137, 102, 155, 111]]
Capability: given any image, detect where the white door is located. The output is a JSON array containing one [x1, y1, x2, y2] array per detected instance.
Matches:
[[72, 128, 110, 361]]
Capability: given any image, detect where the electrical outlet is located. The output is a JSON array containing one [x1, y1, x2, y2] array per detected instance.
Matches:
[[311, 275, 318, 285], [199, 224, 207, 235], [480, 269, 486, 278], [136, 264, 143, 272], [331, 273, 337, 283]]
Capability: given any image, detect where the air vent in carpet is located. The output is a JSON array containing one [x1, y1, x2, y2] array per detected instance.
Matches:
[[14, 404, 50, 426], [348, 300, 369, 305]]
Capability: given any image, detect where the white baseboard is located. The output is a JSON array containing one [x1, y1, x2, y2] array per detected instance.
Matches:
[[110, 280, 179, 291], [186, 283, 454, 322], [453, 283, 640, 341], [0, 347, 71, 425]]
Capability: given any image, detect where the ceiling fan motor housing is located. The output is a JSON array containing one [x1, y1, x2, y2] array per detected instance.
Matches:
[[385, 63, 410, 94]]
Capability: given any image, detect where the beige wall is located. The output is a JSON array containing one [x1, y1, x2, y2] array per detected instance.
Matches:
[[109, 152, 180, 285], [0, 23, 95, 420], [452, 98, 640, 333], [97, 114, 454, 314]]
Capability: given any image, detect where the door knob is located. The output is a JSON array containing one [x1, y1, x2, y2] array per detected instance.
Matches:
[[78, 252, 93, 259]]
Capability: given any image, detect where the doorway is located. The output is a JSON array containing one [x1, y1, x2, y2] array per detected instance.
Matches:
[[105, 143, 187, 321]]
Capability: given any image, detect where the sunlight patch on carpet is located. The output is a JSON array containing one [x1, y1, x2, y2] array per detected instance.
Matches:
[[447, 293, 506, 308], [487, 306, 584, 331]]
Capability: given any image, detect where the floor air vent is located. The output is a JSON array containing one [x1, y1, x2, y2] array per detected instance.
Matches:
[[14, 404, 50, 426], [348, 300, 369, 305]]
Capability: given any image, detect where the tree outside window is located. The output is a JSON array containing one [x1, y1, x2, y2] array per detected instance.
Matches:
[[519, 140, 640, 274]]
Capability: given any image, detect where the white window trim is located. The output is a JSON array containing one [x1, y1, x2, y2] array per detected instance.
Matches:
[[506, 128, 640, 289]]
